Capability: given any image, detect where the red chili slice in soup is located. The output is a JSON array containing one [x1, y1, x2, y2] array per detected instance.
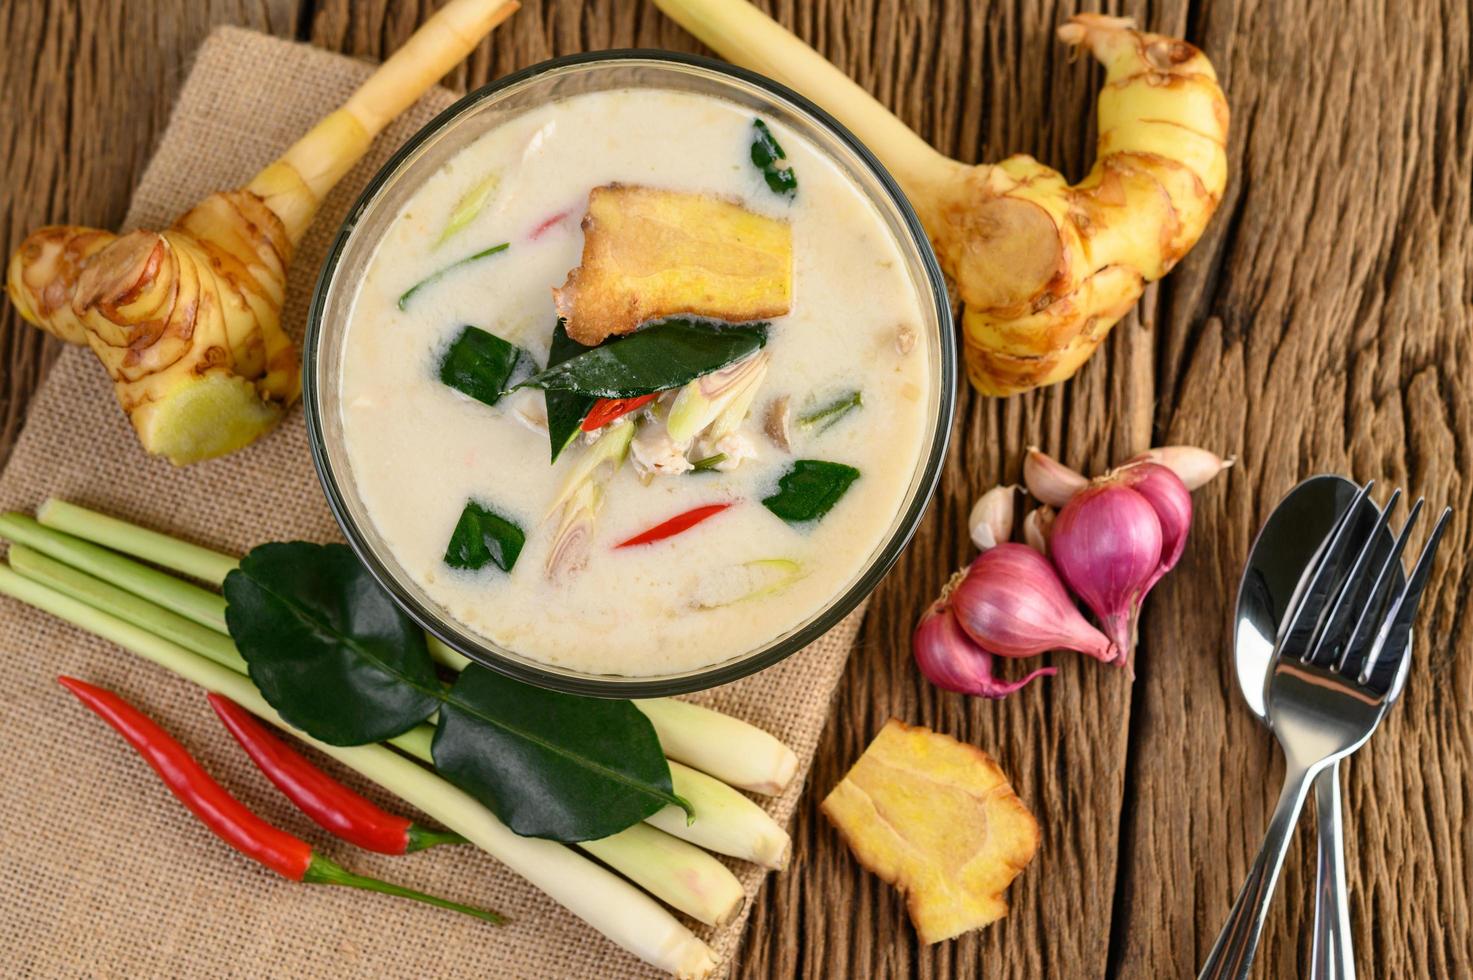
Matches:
[[582, 393, 659, 431], [616, 503, 733, 548]]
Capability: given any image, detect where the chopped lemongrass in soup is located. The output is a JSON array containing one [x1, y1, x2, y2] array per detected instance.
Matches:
[[339, 89, 932, 676]]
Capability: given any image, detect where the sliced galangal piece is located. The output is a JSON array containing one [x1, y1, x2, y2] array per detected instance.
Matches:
[[820, 718, 1040, 943], [553, 184, 793, 346]]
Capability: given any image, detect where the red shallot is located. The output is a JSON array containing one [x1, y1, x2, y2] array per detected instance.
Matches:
[[1050, 462, 1193, 667], [926, 446, 1216, 695], [948, 544, 1117, 661], [911, 543, 1117, 700], [1118, 461, 1194, 589], [913, 600, 1056, 699]]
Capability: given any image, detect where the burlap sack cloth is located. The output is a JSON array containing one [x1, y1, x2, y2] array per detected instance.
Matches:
[[0, 27, 868, 978]]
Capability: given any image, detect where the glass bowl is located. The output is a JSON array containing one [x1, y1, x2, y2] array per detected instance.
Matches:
[[304, 51, 955, 697]]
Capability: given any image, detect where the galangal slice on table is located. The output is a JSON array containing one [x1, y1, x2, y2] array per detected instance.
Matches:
[[821, 718, 1040, 943], [4, 0, 519, 465]]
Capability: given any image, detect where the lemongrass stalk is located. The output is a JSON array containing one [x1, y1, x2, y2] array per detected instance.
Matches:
[[30, 500, 240, 583], [650, 0, 956, 196], [247, 0, 521, 244], [37, 498, 238, 586], [28, 509, 477, 674], [7, 551, 746, 922], [36, 502, 805, 799], [381, 712, 747, 917], [652, 763, 789, 870], [577, 827, 740, 926], [636, 698, 797, 796], [392, 720, 438, 761], [8, 544, 244, 673], [22, 503, 794, 860], [580, 823, 744, 927], [0, 513, 225, 632], [0, 565, 715, 978], [8, 546, 434, 761], [427, 634, 473, 671]]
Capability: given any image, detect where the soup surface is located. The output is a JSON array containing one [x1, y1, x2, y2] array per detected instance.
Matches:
[[340, 87, 933, 677]]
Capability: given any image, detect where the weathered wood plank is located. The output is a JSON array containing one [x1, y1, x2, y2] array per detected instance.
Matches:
[[1120, 0, 1473, 975]]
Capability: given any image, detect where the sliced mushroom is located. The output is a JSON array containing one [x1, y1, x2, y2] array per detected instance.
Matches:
[[895, 323, 917, 355], [765, 395, 792, 451]]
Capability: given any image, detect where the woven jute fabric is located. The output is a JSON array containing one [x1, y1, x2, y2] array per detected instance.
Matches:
[[0, 27, 864, 978]]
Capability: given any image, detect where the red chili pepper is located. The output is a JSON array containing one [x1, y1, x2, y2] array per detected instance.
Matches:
[[582, 393, 659, 431], [528, 209, 572, 240], [59, 677, 501, 924], [615, 502, 734, 548], [208, 694, 463, 855]]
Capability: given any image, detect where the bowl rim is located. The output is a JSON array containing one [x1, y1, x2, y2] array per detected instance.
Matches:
[[303, 48, 956, 697]]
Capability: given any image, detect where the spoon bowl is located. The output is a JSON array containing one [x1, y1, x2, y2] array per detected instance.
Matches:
[[1233, 476, 1406, 721]]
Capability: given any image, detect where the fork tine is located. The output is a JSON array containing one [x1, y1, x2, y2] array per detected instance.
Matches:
[[1305, 489, 1399, 665], [1339, 498, 1423, 683], [1278, 481, 1374, 655], [1359, 505, 1452, 687]]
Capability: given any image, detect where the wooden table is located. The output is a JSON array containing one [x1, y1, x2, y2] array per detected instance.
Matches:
[[3, 1, 1469, 976]]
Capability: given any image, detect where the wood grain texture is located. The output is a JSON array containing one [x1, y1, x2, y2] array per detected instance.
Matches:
[[1117, 1, 1473, 976], [1, 1, 1469, 977]]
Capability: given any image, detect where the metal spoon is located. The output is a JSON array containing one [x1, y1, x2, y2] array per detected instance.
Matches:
[[1233, 475, 1408, 979]]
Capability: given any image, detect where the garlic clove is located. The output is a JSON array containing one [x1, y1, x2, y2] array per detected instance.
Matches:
[[968, 484, 1017, 551], [1022, 505, 1055, 555], [1127, 445, 1234, 490], [913, 600, 1056, 699], [1023, 446, 1089, 507]]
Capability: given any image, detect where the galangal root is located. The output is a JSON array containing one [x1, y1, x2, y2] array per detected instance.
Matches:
[[4, 0, 519, 464], [555, 184, 793, 346], [652, 2, 1229, 396], [821, 719, 1040, 943]]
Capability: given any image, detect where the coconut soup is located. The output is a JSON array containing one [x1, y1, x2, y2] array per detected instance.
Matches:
[[340, 88, 933, 677]]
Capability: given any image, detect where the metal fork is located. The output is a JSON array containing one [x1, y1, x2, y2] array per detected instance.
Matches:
[[1200, 484, 1450, 980]]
